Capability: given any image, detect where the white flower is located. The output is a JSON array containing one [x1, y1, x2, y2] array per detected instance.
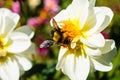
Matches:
[[0, 8, 34, 80], [50, 0, 116, 80]]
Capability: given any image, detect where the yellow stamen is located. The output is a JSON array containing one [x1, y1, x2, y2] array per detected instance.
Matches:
[[0, 36, 7, 57], [70, 41, 86, 57], [0, 36, 4, 49], [60, 19, 81, 41]]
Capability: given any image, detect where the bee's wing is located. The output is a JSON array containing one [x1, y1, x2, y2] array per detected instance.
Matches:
[[40, 40, 55, 48], [52, 18, 59, 30]]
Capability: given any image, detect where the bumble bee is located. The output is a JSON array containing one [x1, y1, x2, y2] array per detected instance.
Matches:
[[40, 19, 70, 48]]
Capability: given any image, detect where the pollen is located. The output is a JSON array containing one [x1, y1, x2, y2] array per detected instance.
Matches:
[[0, 36, 4, 49], [60, 19, 81, 41], [0, 36, 7, 57]]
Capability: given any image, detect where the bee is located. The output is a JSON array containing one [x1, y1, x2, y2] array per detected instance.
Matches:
[[40, 19, 70, 48]]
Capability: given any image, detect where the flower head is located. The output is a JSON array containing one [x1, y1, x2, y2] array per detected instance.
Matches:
[[0, 0, 4, 7], [27, 17, 45, 28], [44, 0, 59, 13], [0, 8, 34, 80], [11, 1, 21, 14], [50, 0, 116, 80]]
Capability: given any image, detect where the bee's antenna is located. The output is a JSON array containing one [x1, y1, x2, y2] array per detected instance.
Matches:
[[52, 18, 59, 30]]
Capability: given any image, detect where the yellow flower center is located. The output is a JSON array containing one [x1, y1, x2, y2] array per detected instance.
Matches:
[[60, 19, 81, 41], [0, 36, 7, 57], [58, 19, 87, 56], [64, 41, 87, 57], [72, 41, 86, 57]]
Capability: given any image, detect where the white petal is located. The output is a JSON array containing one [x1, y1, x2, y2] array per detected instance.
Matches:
[[56, 53, 90, 80], [52, 0, 89, 29], [74, 56, 90, 80], [0, 57, 19, 80], [90, 47, 116, 72], [15, 55, 32, 71], [66, 0, 89, 28], [51, 10, 69, 23], [0, 8, 19, 36], [100, 39, 116, 54], [0, 8, 19, 24], [71, 36, 79, 49], [82, 5, 96, 33], [7, 32, 31, 53], [95, 7, 113, 33], [84, 46, 101, 56], [71, 42, 76, 49], [86, 7, 113, 35], [0, 16, 14, 36], [50, 10, 70, 29], [57, 47, 68, 61], [81, 33, 105, 48], [21, 43, 36, 54], [89, 0, 96, 7], [91, 58, 113, 72], [15, 25, 34, 39]]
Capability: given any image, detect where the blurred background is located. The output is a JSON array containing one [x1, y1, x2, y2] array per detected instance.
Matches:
[[0, 0, 120, 80]]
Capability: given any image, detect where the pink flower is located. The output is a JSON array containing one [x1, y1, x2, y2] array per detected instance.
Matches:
[[0, 0, 4, 7], [101, 31, 109, 39], [27, 17, 45, 28], [36, 36, 49, 56], [44, 0, 59, 12], [37, 47, 48, 56], [11, 1, 21, 14]]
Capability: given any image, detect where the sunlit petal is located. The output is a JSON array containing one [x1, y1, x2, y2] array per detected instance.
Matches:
[[66, 0, 89, 28], [71, 36, 79, 48], [15, 55, 32, 71], [94, 7, 113, 33], [0, 8, 19, 24], [86, 7, 113, 35], [89, 0, 96, 7], [0, 58, 19, 80], [21, 43, 36, 54], [91, 58, 113, 72], [50, 10, 69, 28], [0, 8, 19, 37], [7, 32, 31, 53], [83, 8, 96, 32], [84, 46, 101, 56], [15, 25, 34, 39], [56, 53, 90, 80], [91, 46, 116, 72], [100, 40, 116, 54], [57, 47, 68, 61], [81, 33, 105, 48]]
